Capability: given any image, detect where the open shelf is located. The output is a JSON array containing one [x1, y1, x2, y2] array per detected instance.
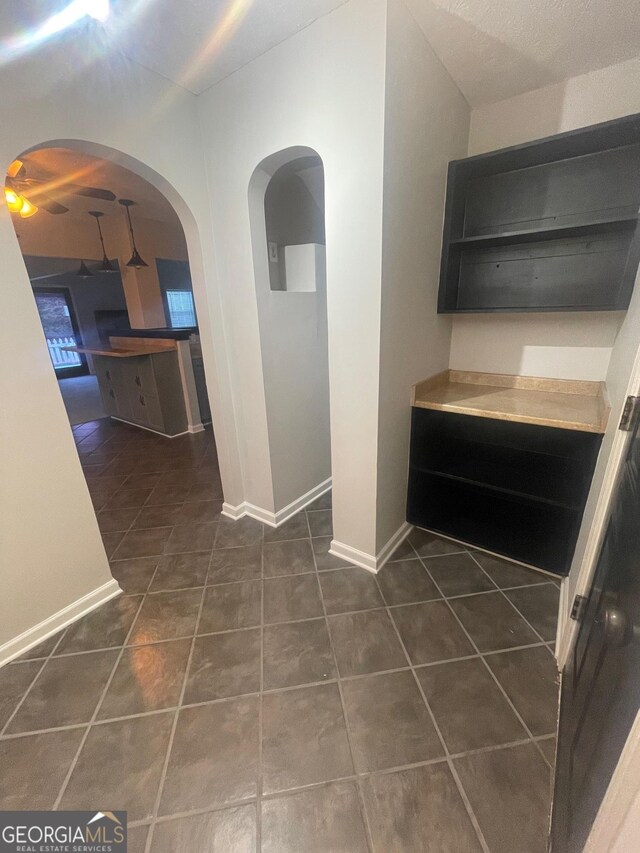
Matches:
[[450, 215, 638, 249], [437, 114, 640, 313], [407, 468, 580, 575], [407, 407, 603, 575], [411, 466, 583, 511]]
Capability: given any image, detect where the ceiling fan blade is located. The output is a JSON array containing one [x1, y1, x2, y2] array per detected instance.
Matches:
[[41, 200, 70, 215], [27, 192, 70, 214], [67, 185, 116, 201]]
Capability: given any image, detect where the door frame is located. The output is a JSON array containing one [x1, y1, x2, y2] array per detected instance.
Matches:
[[32, 285, 89, 379], [556, 362, 640, 850], [557, 352, 640, 669]]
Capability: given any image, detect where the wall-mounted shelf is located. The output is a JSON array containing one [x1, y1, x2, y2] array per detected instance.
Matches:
[[438, 113, 640, 313], [449, 215, 638, 249]]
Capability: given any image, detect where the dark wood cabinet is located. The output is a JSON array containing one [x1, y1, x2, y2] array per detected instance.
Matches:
[[438, 113, 640, 313], [407, 408, 602, 575]]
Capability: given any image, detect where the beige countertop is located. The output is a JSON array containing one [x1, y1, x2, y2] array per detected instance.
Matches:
[[412, 370, 609, 434], [63, 345, 171, 358]]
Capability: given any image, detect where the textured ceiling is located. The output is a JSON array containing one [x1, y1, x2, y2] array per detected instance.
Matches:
[[1, 1, 638, 106], [105, 0, 350, 94], [405, 0, 640, 106]]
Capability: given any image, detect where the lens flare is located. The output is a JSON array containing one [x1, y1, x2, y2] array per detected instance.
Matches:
[[1, 0, 110, 66], [177, 0, 252, 91]]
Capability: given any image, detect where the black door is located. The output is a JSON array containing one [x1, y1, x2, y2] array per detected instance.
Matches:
[[33, 287, 89, 378], [551, 409, 640, 852]]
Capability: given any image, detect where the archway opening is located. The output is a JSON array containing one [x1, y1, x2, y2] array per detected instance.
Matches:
[[249, 147, 332, 527], [5, 143, 224, 589]]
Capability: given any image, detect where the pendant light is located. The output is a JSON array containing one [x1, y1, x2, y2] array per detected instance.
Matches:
[[118, 198, 148, 269], [76, 259, 93, 278], [88, 210, 117, 273]]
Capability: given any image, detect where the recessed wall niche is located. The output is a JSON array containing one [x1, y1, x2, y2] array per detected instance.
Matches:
[[263, 155, 326, 292]]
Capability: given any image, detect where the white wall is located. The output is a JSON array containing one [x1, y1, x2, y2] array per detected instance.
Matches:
[[249, 152, 331, 513], [468, 56, 640, 157], [376, 0, 470, 551], [197, 0, 388, 554], [449, 313, 623, 381], [0, 35, 243, 658], [450, 57, 640, 383]]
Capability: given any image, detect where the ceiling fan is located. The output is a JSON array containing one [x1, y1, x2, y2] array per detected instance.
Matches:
[[4, 159, 116, 218]]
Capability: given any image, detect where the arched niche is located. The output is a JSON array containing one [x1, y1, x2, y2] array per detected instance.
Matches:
[[248, 147, 331, 511]]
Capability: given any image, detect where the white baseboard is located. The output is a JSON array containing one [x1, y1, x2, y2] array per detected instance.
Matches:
[[376, 521, 413, 568], [110, 417, 191, 440], [221, 501, 246, 521], [329, 540, 378, 573], [221, 478, 332, 528], [329, 521, 413, 574], [0, 579, 122, 667], [187, 424, 205, 434]]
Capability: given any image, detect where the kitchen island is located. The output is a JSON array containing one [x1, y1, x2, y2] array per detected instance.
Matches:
[[65, 334, 198, 437]]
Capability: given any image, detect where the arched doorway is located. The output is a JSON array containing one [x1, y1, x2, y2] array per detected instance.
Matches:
[[5, 142, 225, 594]]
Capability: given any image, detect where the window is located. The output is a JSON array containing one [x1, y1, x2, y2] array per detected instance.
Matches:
[[166, 289, 196, 328]]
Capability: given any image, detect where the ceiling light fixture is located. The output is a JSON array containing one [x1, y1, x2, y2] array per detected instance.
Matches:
[[4, 187, 22, 212], [119, 198, 148, 269], [76, 259, 93, 278], [88, 210, 117, 273], [18, 196, 38, 218], [4, 184, 39, 218]]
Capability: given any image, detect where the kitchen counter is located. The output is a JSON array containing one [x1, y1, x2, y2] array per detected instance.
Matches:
[[64, 345, 172, 358], [411, 370, 609, 434]]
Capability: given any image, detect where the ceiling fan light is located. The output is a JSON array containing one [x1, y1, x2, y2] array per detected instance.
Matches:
[[126, 248, 148, 269], [4, 187, 22, 212], [7, 160, 23, 179], [77, 259, 93, 278], [18, 196, 38, 218]]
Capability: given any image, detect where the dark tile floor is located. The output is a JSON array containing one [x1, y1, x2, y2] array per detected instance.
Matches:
[[0, 418, 561, 852]]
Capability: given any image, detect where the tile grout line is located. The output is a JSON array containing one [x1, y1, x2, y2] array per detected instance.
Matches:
[[372, 545, 492, 853], [0, 648, 558, 741], [144, 580, 208, 853], [468, 552, 555, 645], [2, 556, 557, 738], [419, 549, 556, 771], [305, 508, 376, 853], [465, 551, 559, 768], [52, 587, 151, 810], [0, 625, 69, 737]]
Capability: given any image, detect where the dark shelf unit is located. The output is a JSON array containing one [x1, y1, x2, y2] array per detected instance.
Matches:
[[438, 113, 640, 313], [406, 408, 602, 576]]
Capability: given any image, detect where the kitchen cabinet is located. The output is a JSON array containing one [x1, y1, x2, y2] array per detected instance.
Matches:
[[407, 371, 607, 575]]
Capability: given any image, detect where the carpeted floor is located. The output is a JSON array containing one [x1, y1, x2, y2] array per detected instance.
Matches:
[[58, 375, 107, 425]]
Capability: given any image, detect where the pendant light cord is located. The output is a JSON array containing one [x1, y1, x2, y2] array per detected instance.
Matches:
[[125, 205, 139, 253], [96, 216, 108, 257]]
